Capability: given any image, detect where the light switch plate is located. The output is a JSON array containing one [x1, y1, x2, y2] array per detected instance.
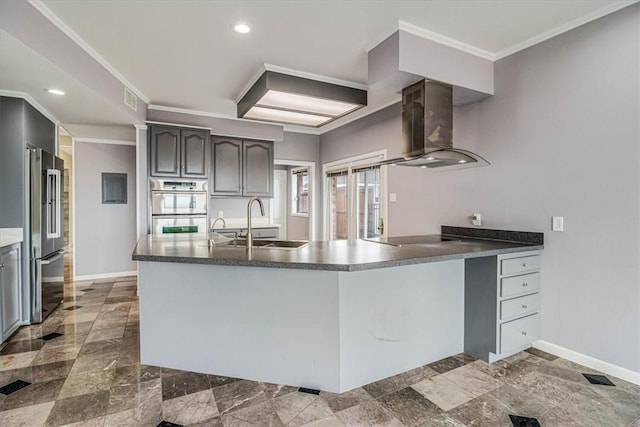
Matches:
[[552, 216, 564, 231], [218, 210, 224, 218], [389, 193, 397, 203], [471, 213, 482, 226]]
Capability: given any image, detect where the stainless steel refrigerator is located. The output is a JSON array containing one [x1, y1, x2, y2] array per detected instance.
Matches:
[[28, 148, 64, 323]]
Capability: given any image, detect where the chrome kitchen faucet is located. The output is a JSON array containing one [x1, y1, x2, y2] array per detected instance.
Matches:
[[246, 197, 265, 250]]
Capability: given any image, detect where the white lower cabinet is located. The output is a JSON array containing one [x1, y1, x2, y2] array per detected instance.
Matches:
[[464, 250, 542, 362], [500, 313, 540, 353], [1, 243, 22, 343]]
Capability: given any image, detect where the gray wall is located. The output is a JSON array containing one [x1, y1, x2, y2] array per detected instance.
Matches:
[[0, 96, 56, 228], [75, 142, 137, 276], [320, 5, 639, 373]]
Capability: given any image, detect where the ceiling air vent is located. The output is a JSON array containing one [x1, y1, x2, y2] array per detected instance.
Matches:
[[124, 87, 138, 112]]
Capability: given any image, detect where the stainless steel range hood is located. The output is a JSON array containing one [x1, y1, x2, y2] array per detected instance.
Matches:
[[381, 80, 489, 170]]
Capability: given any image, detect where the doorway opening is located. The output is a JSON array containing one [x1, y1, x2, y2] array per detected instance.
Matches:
[[271, 159, 316, 241], [58, 128, 74, 282]]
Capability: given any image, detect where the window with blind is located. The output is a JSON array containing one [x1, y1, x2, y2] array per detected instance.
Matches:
[[292, 168, 309, 215], [353, 165, 382, 239], [326, 169, 348, 240]]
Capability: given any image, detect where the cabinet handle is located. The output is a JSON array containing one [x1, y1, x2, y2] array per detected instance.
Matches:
[[522, 304, 528, 309], [522, 263, 528, 267], [0, 263, 4, 268], [522, 282, 528, 287], [521, 331, 527, 336]]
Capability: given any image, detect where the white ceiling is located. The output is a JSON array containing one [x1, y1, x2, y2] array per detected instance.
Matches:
[[2, 0, 635, 134], [0, 30, 138, 135]]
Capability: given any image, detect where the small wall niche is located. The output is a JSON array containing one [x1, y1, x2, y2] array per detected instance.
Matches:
[[102, 173, 127, 204]]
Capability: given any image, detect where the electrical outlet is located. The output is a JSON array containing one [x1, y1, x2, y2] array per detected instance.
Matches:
[[389, 193, 397, 203], [218, 210, 224, 218], [552, 216, 564, 231], [471, 213, 482, 226]]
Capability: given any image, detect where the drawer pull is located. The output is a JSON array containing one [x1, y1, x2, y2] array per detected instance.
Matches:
[[522, 283, 528, 287], [522, 263, 528, 267], [521, 331, 527, 336], [522, 304, 528, 309]]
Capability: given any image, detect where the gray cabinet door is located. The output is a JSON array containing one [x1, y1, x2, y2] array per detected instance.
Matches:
[[1, 244, 21, 340], [243, 141, 273, 197], [150, 126, 180, 177], [181, 129, 209, 178], [211, 138, 243, 196]]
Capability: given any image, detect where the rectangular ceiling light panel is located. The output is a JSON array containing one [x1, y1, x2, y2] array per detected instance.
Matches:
[[257, 90, 360, 117], [237, 70, 367, 127], [244, 106, 331, 127]]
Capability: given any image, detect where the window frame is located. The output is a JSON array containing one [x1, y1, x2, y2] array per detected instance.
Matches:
[[291, 167, 310, 217]]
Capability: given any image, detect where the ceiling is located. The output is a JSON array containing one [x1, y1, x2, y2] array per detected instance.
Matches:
[[0, 30, 139, 135], [1, 0, 634, 135]]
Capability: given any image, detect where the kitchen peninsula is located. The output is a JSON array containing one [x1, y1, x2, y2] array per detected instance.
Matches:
[[132, 227, 543, 393]]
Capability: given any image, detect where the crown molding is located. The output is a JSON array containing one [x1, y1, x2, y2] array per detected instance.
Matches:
[[74, 137, 136, 146], [28, 0, 150, 104], [398, 20, 496, 61], [0, 89, 59, 124], [494, 0, 639, 60], [319, 97, 401, 134]]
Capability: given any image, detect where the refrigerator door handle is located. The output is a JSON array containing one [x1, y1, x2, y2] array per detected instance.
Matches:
[[41, 251, 64, 265]]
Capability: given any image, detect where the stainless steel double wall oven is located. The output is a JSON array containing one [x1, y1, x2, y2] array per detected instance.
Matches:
[[150, 178, 208, 238]]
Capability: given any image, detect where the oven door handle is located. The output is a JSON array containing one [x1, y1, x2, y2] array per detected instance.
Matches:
[[41, 251, 64, 265]]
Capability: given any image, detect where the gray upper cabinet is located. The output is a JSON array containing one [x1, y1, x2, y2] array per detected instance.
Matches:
[[150, 126, 180, 177], [1, 243, 22, 342], [150, 125, 209, 178], [181, 129, 210, 178], [243, 141, 273, 197], [211, 137, 243, 196], [211, 137, 273, 197]]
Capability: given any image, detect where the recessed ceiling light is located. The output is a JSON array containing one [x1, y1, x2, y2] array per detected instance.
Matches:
[[426, 156, 434, 161], [420, 165, 427, 169], [234, 23, 250, 34], [458, 159, 467, 164], [46, 88, 65, 95]]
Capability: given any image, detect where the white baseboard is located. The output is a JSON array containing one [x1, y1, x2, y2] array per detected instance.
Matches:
[[533, 340, 640, 386], [73, 271, 138, 281]]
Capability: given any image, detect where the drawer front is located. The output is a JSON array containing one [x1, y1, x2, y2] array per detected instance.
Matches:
[[501, 255, 540, 276], [500, 313, 540, 354], [500, 293, 540, 321], [501, 273, 540, 298]]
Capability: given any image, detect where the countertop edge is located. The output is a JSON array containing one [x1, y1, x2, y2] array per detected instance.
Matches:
[[0, 228, 24, 248], [133, 243, 543, 272]]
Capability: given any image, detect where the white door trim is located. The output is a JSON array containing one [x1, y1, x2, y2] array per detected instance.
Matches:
[[273, 159, 316, 241]]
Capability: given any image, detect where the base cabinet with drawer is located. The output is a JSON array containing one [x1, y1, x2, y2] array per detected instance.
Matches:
[[464, 250, 542, 362], [1, 243, 22, 343]]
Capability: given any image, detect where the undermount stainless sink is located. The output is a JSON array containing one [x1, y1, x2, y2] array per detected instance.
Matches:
[[364, 235, 462, 247], [209, 239, 309, 250]]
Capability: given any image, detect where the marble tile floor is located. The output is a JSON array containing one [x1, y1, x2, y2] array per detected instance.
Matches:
[[0, 277, 639, 427]]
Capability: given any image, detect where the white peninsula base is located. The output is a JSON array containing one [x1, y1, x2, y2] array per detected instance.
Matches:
[[138, 259, 464, 393]]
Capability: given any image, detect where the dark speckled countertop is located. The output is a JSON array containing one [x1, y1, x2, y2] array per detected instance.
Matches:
[[132, 227, 543, 272]]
